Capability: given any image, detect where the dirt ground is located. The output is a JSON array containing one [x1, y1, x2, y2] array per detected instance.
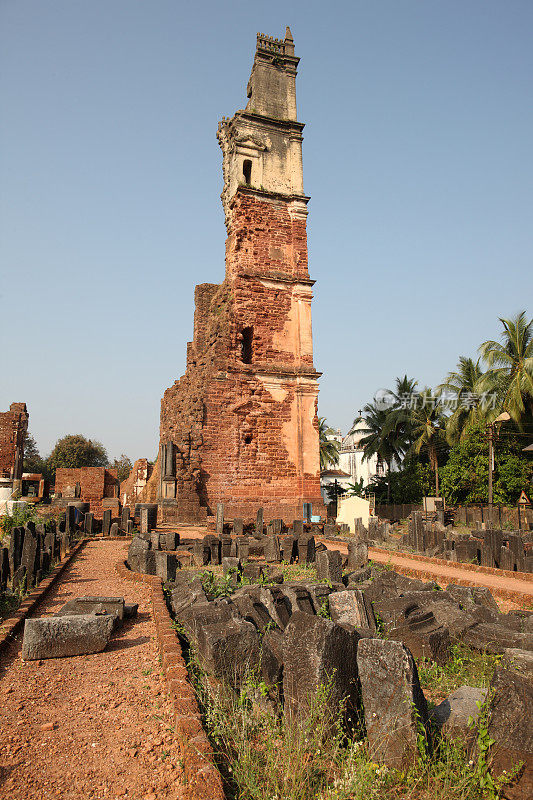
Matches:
[[0, 540, 185, 800]]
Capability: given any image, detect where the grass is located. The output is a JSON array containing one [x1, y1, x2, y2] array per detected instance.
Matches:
[[418, 644, 501, 702], [168, 561, 520, 799], [181, 641, 511, 800]]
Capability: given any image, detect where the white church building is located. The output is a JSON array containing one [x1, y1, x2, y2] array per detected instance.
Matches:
[[320, 420, 382, 503]]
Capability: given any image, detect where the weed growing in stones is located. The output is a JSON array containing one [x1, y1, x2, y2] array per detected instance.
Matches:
[[177, 631, 509, 800], [316, 598, 331, 619], [418, 644, 501, 701]]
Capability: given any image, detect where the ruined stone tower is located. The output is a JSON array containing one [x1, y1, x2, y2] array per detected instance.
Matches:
[[157, 29, 324, 523]]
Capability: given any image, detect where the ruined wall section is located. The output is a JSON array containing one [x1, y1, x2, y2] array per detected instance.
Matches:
[[120, 458, 154, 508], [157, 283, 234, 520], [225, 191, 315, 372], [0, 403, 28, 481], [54, 467, 118, 517], [156, 31, 325, 522]]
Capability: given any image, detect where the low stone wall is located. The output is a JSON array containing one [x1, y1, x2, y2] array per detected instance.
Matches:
[[405, 511, 533, 573]]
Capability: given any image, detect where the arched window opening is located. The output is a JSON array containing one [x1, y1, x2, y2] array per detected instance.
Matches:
[[241, 326, 253, 364], [243, 159, 252, 185], [244, 433, 253, 445]]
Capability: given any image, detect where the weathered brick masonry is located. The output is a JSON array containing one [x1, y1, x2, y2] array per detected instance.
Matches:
[[0, 403, 28, 487], [155, 30, 325, 523], [54, 467, 118, 517]]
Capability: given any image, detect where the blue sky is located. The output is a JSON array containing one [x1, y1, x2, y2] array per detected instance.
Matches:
[[1, 0, 532, 460]]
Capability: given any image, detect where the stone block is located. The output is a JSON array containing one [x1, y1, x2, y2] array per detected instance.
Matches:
[[222, 556, 241, 575], [59, 533, 69, 560], [233, 518, 244, 536], [242, 562, 263, 581], [259, 586, 292, 629], [55, 596, 125, 622], [373, 594, 451, 664], [180, 601, 236, 644], [430, 685, 487, 737], [487, 668, 533, 799], [292, 520, 304, 536], [347, 541, 368, 570], [204, 534, 221, 565], [215, 503, 224, 535], [102, 509, 112, 536], [22, 614, 115, 660], [109, 522, 120, 537], [196, 618, 261, 687], [65, 505, 76, 534], [264, 536, 280, 563], [8, 526, 23, 575], [461, 622, 533, 655], [21, 528, 40, 588], [279, 535, 296, 563], [140, 508, 150, 535], [84, 513, 94, 535], [170, 577, 207, 617], [0, 547, 9, 590], [316, 549, 342, 583], [283, 612, 359, 723], [165, 531, 179, 551], [236, 536, 250, 561], [192, 538, 210, 566], [307, 583, 334, 614], [154, 551, 178, 582], [501, 648, 533, 678], [127, 536, 150, 573], [297, 535, 315, 563], [328, 589, 376, 632], [231, 588, 278, 632], [357, 638, 428, 768]]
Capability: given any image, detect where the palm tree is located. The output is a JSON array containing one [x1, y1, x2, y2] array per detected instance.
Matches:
[[381, 375, 419, 458], [437, 356, 485, 444], [357, 402, 403, 502], [318, 417, 340, 470], [477, 311, 533, 425], [410, 389, 446, 496]]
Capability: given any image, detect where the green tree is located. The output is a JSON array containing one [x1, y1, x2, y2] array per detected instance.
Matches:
[[478, 311, 533, 425], [318, 417, 340, 470], [357, 402, 403, 502], [366, 457, 433, 504], [410, 390, 447, 497], [345, 478, 367, 498], [22, 433, 52, 481], [112, 454, 133, 482], [324, 482, 347, 503], [437, 356, 485, 444], [440, 422, 532, 504], [48, 434, 108, 478], [380, 375, 419, 459]]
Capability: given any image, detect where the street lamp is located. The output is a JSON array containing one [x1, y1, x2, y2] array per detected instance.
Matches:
[[488, 411, 511, 505]]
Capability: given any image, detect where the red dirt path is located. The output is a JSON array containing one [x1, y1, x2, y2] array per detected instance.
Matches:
[[0, 540, 185, 800], [368, 548, 533, 603]]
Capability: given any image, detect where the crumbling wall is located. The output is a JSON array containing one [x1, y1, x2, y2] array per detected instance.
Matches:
[[158, 194, 324, 522], [0, 403, 28, 481], [54, 467, 118, 518], [120, 458, 154, 508]]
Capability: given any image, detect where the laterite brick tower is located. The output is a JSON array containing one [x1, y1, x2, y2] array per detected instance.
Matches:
[[158, 29, 325, 523]]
